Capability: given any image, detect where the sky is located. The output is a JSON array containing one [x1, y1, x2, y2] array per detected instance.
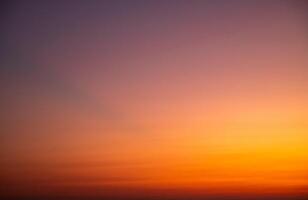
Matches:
[[1, 0, 308, 199]]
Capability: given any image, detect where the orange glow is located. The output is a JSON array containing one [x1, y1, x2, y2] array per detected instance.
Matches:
[[1, 1, 307, 199]]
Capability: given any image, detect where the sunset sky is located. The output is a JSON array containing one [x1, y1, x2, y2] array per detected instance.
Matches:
[[1, 0, 307, 199]]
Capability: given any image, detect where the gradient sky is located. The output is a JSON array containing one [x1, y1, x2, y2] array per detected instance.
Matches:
[[1, 0, 308, 199]]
